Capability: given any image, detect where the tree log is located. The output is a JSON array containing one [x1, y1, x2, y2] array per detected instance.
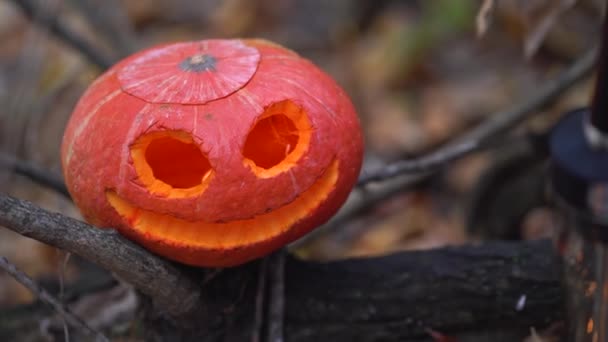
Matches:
[[285, 240, 560, 341], [0, 194, 562, 341], [142, 240, 561, 341]]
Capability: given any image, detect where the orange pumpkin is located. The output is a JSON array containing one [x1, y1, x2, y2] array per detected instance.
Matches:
[[61, 39, 363, 267]]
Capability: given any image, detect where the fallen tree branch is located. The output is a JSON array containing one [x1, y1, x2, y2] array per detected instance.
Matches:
[[9, 0, 114, 69], [0, 192, 561, 340], [358, 47, 597, 185], [0, 256, 109, 341], [0, 194, 202, 320]]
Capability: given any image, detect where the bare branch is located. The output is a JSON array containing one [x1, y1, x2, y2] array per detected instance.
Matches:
[[252, 257, 268, 342], [358, 47, 598, 186], [293, 172, 428, 253], [0, 193, 203, 319], [9, 0, 114, 69], [252, 250, 286, 342], [267, 250, 286, 342], [0, 256, 109, 341], [357, 143, 476, 186], [0, 153, 69, 198]]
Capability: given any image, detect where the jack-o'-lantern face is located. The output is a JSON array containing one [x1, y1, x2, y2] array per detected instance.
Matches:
[[61, 39, 362, 267]]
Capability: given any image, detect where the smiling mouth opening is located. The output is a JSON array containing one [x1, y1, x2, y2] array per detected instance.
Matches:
[[106, 160, 339, 249]]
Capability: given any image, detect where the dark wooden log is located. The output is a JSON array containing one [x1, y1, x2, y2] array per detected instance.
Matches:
[[0, 194, 562, 341], [142, 240, 561, 341], [285, 240, 560, 341]]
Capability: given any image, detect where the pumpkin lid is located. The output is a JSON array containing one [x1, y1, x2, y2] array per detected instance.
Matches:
[[117, 40, 260, 104]]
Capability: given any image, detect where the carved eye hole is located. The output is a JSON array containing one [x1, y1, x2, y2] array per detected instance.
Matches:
[[243, 100, 312, 178], [244, 114, 298, 168], [131, 131, 214, 198]]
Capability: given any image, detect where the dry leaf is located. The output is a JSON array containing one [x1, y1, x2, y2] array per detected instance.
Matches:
[[523, 0, 577, 58], [476, 0, 496, 37], [497, 0, 578, 58]]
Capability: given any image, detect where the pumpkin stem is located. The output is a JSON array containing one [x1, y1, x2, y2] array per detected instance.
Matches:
[[179, 54, 217, 72]]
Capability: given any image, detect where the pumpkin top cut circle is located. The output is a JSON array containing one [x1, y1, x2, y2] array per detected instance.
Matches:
[[61, 38, 363, 267], [117, 40, 260, 104]]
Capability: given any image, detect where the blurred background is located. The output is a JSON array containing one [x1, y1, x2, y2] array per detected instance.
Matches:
[[0, 0, 604, 339]]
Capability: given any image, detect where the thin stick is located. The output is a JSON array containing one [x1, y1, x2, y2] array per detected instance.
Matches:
[[9, 0, 113, 69], [0, 153, 69, 198], [358, 142, 477, 185], [0, 256, 109, 342], [58, 252, 72, 342], [266, 250, 286, 342], [251, 258, 268, 342], [358, 47, 598, 185], [292, 171, 428, 254]]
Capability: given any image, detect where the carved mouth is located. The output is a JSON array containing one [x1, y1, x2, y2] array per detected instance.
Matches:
[[106, 160, 338, 249]]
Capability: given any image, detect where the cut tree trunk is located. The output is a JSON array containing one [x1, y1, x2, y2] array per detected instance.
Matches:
[[144, 240, 561, 341]]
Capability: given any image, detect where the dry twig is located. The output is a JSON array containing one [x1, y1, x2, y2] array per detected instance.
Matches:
[[358, 47, 598, 186], [266, 250, 286, 342], [252, 257, 268, 342], [0, 256, 109, 341]]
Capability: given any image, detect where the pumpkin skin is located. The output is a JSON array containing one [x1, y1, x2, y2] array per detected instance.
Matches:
[[61, 39, 363, 267]]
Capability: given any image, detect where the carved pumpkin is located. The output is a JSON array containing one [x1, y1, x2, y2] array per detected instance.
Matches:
[[61, 39, 363, 267]]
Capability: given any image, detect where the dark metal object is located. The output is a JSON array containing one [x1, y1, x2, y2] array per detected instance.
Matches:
[[552, 109, 608, 219], [549, 6, 608, 341], [550, 108, 608, 342]]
